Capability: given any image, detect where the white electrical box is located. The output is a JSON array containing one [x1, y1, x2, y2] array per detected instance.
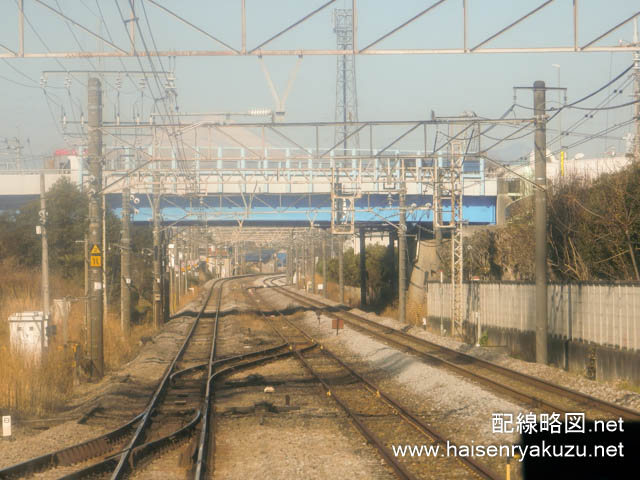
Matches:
[[9, 311, 48, 356]]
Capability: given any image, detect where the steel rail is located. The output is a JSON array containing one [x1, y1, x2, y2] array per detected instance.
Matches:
[[250, 279, 498, 480], [111, 273, 260, 478], [0, 275, 293, 480], [56, 344, 305, 480], [193, 273, 233, 479], [58, 411, 203, 480], [109, 276, 225, 479], [193, 274, 316, 479], [56, 342, 308, 480], [0, 413, 143, 479], [272, 281, 640, 422]]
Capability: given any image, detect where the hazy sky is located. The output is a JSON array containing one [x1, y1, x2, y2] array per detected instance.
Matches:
[[0, 0, 638, 163]]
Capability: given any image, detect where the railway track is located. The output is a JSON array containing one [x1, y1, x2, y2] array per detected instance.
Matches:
[[245, 280, 499, 480], [0, 275, 302, 480], [265, 277, 640, 423]]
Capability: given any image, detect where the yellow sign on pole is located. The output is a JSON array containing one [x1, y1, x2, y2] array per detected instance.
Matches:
[[90, 255, 102, 267], [90, 244, 101, 255]]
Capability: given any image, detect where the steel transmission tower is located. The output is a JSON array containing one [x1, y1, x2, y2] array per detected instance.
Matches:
[[333, 9, 359, 163]]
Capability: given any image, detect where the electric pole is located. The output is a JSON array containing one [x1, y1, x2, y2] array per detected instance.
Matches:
[[88, 77, 104, 379], [102, 194, 107, 323], [302, 241, 307, 290], [39, 173, 49, 357], [534, 80, 548, 364], [633, 21, 639, 162], [398, 190, 407, 324], [322, 234, 328, 298], [121, 185, 131, 336], [287, 235, 293, 284], [311, 234, 316, 294], [359, 228, 366, 307], [388, 230, 396, 297], [338, 235, 344, 303], [152, 172, 162, 328]]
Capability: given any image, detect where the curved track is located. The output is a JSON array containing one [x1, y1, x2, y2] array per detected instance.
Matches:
[[247, 279, 499, 480], [0, 275, 298, 480], [265, 277, 640, 423]]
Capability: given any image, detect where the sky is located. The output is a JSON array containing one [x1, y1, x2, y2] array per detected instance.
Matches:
[[0, 0, 638, 165]]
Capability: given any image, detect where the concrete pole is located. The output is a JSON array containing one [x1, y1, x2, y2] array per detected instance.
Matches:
[[152, 173, 162, 328], [169, 252, 175, 315], [287, 242, 293, 284], [311, 235, 316, 294], [302, 241, 307, 290], [120, 186, 131, 336], [359, 228, 366, 307], [162, 232, 170, 323], [293, 245, 300, 288], [176, 236, 182, 304], [84, 233, 89, 349], [102, 194, 107, 323], [388, 230, 396, 297], [633, 24, 639, 163], [534, 80, 548, 365], [322, 234, 327, 298], [434, 153, 442, 249], [398, 191, 407, 324], [87, 77, 103, 379], [338, 236, 344, 303], [40, 173, 49, 357]]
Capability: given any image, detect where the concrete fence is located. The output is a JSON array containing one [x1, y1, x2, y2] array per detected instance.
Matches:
[[424, 282, 640, 352]]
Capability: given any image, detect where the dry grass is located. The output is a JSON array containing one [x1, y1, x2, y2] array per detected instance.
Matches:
[[0, 259, 187, 417], [103, 312, 156, 371], [0, 346, 75, 416], [0, 259, 80, 416], [324, 281, 360, 306]]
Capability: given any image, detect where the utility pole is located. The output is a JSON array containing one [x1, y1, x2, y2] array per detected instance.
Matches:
[[388, 230, 396, 297], [338, 236, 344, 303], [102, 194, 107, 323], [152, 173, 162, 328], [633, 20, 640, 163], [120, 185, 131, 336], [534, 80, 548, 365], [163, 237, 170, 323], [87, 77, 104, 379], [175, 235, 181, 305], [434, 155, 442, 248], [169, 245, 175, 314], [311, 234, 316, 293], [398, 190, 407, 324], [39, 173, 49, 356], [322, 234, 328, 298], [302, 241, 307, 290], [296, 244, 301, 288], [287, 235, 293, 284], [359, 228, 366, 307], [83, 233, 88, 348]]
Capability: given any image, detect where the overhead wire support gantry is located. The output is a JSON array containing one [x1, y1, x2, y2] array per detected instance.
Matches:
[[3, 1, 640, 58]]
